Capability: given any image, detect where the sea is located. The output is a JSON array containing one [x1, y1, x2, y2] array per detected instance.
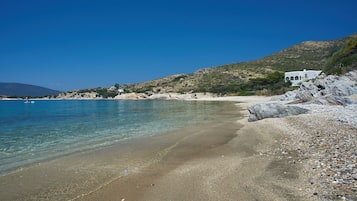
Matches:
[[0, 100, 227, 175]]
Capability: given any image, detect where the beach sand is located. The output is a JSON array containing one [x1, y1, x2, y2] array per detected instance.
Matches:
[[76, 97, 310, 201], [0, 97, 312, 201]]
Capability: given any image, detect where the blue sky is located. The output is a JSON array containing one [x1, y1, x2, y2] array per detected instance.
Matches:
[[1, 0, 356, 91]]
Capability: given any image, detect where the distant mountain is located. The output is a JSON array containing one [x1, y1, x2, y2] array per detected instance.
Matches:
[[0, 83, 61, 97]]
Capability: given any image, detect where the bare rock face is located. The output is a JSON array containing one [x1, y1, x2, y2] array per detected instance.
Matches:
[[114, 93, 147, 100], [307, 95, 354, 105], [248, 103, 309, 122], [280, 71, 357, 105], [147, 93, 172, 100], [295, 90, 314, 102]]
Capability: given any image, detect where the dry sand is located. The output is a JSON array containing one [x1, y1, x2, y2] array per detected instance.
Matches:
[[0, 96, 313, 201]]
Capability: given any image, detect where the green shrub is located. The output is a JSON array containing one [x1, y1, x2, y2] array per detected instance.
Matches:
[[200, 71, 291, 95], [173, 75, 188, 82], [95, 88, 118, 98], [324, 36, 357, 74]]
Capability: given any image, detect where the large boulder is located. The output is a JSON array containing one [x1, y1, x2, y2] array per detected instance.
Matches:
[[248, 103, 309, 122]]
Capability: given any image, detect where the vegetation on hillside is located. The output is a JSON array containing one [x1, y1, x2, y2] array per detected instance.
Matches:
[[215, 39, 345, 73], [128, 34, 357, 96], [48, 33, 356, 98], [79, 87, 118, 98], [200, 71, 293, 96], [324, 35, 357, 74]]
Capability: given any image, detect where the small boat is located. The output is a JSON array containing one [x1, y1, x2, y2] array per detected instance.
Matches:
[[24, 98, 35, 104]]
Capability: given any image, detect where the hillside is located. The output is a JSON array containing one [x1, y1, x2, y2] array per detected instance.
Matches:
[[325, 35, 357, 74], [125, 33, 357, 95], [49, 33, 357, 99], [0, 83, 61, 98]]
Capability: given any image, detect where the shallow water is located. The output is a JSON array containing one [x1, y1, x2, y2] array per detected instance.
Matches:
[[0, 100, 229, 174], [0, 100, 241, 201]]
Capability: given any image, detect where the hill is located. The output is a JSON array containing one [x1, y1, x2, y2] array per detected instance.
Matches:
[[0, 83, 61, 98], [124, 33, 357, 95], [49, 33, 357, 99]]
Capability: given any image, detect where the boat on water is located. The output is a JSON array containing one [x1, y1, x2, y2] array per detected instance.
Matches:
[[24, 98, 35, 104]]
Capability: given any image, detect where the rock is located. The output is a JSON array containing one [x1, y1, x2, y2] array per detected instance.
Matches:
[[147, 93, 172, 100], [280, 91, 296, 101], [307, 95, 353, 106], [114, 93, 147, 100], [295, 90, 314, 102], [248, 103, 309, 122], [280, 70, 357, 104]]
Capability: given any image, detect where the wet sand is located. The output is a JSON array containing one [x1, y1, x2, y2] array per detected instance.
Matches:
[[77, 102, 308, 201], [0, 99, 309, 201]]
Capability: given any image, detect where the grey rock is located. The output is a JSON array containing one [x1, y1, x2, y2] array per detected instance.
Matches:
[[280, 70, 357, 105], [295, 90, 314, 102], [307, 95, 353, 106], [280, 91, 297, 101], [248, 103, 309, 122]]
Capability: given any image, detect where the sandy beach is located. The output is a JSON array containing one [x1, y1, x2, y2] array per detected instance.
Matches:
[[76, 95, 357, 201], [0, 96, 355, 200], [75, 96, 312, 201]]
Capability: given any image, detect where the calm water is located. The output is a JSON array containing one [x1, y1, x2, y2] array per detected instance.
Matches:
[[0, 100, 225, 174]]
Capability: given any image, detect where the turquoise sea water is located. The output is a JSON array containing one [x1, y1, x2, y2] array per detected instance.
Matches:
[[0, 100, 224, 174]]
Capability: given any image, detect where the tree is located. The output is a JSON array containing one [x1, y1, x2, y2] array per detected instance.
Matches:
[[114, 83, 120, 89]]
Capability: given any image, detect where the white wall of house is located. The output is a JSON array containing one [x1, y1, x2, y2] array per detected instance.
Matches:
[[118, 89, 124, 94], [285, 69, 322, 86]]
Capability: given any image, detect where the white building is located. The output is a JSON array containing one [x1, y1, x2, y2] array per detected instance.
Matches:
[[118, 88, 124, 94], [285, 69, 322, 86]]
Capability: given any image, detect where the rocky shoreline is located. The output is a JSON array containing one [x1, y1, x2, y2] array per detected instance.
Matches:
[[2, 70, 356, 200], [247, 71, 357, 200]]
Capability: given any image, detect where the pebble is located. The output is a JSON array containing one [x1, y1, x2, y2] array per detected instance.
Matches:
[[276, 103, 357, 200]]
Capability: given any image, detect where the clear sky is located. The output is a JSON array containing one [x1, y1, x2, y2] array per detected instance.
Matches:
[[1, 0, 356, 91]]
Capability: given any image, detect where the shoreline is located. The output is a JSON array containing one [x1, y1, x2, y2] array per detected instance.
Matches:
[[75, 95, 357, 201], [0, 100, 243, 200], [77, 97, 311, 201], [1, 96, 355, 200], [0, 92, 274, 101], [78, 97, 314, 201]]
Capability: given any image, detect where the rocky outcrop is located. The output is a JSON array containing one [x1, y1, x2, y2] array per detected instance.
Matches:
[[280, 71, 357, 105], [54, 91, 100, 99], [248, 103, 309, 122], [306, 95, 353, 105], [249, 71, 357, 122], [114, 93, 148, 100]]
